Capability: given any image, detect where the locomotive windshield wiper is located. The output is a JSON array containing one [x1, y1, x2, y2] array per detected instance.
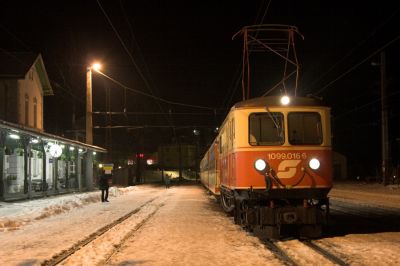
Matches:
[[265, 107, 284, 139], [265, 107, 280, 129]]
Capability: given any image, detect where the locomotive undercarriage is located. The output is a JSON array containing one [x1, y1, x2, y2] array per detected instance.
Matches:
[[220, 187, 330, 239]]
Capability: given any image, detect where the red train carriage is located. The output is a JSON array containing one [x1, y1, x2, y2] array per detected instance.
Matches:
[[200, 95, 332, 238]]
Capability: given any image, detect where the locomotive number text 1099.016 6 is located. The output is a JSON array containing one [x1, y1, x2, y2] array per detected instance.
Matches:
[[267, 152, 307, 160]]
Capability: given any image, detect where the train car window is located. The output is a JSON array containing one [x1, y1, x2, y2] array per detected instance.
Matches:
[[249, 112, 284, 145], [232, 118, 235, 139], [209, 148, 216, 169], [219, 136, 222, 153], [288, 112, 322, 145]]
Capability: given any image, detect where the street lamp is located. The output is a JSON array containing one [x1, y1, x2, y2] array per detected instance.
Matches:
[[86, 62, 101, 145], [92, 63, 101, 72], [85, 62, 101, 191]]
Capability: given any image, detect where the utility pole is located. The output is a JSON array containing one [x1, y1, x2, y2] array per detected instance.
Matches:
[[86, 67, 93, 145], [178, 136, 182, 182], [85, 67, 94, 190], [85, 63, 101, 190], [380, 51, 390, 185]]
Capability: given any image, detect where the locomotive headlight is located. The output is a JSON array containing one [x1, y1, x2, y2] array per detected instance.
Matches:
[[255, 159, 267, 172], [309, 158, 320, 170], [280, 95, 290, 105]]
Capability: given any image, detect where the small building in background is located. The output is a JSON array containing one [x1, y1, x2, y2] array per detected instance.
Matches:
[[158, 144, 198, 181], [158, 144, 197, 170]]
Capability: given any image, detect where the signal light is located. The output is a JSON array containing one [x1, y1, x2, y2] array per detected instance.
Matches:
[[136, 153, 144, 158]]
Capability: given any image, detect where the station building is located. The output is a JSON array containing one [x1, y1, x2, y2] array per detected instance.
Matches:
[[0, 120, 106, 201], [0, 51, 106, 201]]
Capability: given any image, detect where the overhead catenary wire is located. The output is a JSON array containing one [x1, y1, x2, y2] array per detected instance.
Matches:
[[94, 125, 215, 129], [0, 23, 87, 107], [309, 6, 400, 91], [333, 89, 400, 121], [219, 62, 242, 115], [0, 24, 85, 104], [0, 24, 33, 52], [254, 0, 272, 28], [0, 47, 84, 105], [313, 35, 400, 96], [220, 0, 272, 114], [95, 70, 215, 110], [118, 0, 168, 123], [117, 0, 160, 98], [96, 0, 174, 129], [93, 111, 219, 116], [96, 0, 155, 97]]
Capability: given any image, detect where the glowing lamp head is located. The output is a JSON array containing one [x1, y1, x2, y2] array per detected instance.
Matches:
[[309, 158, 320, 170], [254, 159, 267, 173], [280, 95, 290, 105], [92, 63, 101, 71]]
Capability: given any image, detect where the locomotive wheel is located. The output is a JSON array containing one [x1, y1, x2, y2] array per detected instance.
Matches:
[[221, 190, 235, 214], [316, 198, 330, 224], [234, 199, 253, 230]]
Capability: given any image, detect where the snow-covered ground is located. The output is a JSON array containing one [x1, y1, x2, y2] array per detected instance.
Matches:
[[329, 181, 400, 209], [0, 186, 138, 232], [0, 181, 399, 265], [325, 181, 400, 266]]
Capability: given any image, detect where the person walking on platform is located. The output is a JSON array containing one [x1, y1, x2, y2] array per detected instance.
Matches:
[[165, 173, 171, 189], [99, 169, 110, 202]]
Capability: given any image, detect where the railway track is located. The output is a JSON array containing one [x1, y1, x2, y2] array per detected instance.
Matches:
[[262, 238, 349, 266], [301, 239, 349, 266], [331, 199, 400, 223], [102, 202, 163, 265], [39, 190, 396, 265], [262, 239, 297, 266], [329, 199, 400, 233], [41, 195, 163, 266]]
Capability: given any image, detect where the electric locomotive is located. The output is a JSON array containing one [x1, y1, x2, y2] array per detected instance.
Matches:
[[200, 95, 332, 238]]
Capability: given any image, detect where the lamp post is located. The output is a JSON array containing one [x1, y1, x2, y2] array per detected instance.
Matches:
[[85, 63, 101, 190], [86, 63, 101, 145]]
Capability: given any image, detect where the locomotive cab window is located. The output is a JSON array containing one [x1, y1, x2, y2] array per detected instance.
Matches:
[[249, 112, 284, 145], [288, 112, 322, 145]]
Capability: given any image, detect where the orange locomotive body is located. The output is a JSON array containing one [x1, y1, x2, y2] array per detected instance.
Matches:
[[200, 96, 332, 238]]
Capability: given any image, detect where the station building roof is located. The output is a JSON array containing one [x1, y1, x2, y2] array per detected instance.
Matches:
[[0, 119, 106, 153], [0, 52, 53, 96]]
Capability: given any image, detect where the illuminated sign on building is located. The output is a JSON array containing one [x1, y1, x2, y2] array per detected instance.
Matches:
[[49, 144, 62, 158]]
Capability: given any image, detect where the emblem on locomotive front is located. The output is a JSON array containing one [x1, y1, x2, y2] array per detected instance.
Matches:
[[276, 160, 301, 179]]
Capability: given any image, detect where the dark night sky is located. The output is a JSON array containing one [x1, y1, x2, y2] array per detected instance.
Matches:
[[1, 1, 400, 175]]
